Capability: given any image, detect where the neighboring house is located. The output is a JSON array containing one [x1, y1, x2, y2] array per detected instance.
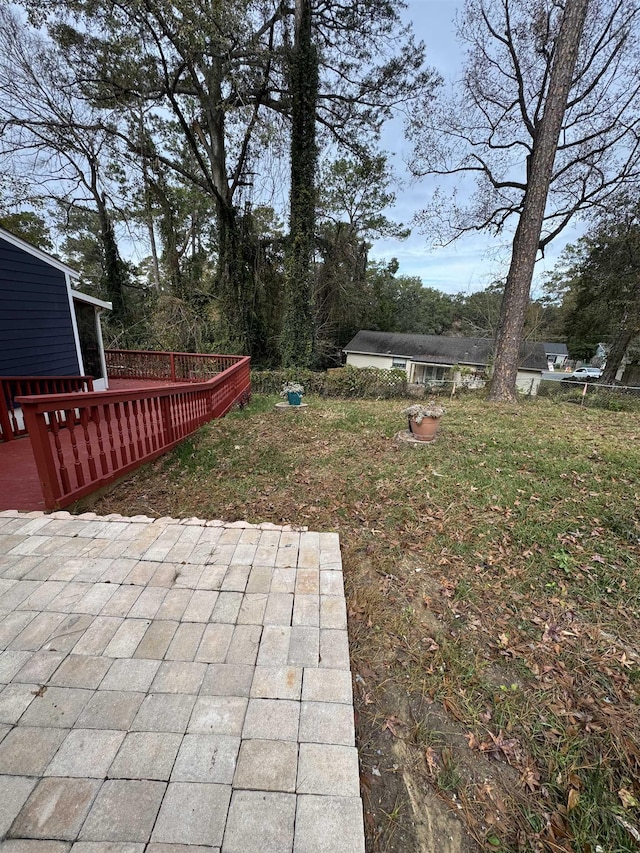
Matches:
[[544, 342, 569, 370], [343, 330, 547, 395], [0, 226, 111, 390]]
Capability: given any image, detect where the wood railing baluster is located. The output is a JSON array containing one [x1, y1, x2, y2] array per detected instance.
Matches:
[[104, 405, 118, 470], [81, 409, 97, 481], [50, 416, 71, 495], [67, 411, 85, 488], [93, 406, 109, 475], [133, 399, 145, 457], [114, 402, 128, 466], [122, 400, 136, 462]]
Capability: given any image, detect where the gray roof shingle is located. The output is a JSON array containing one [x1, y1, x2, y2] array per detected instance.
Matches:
[[343, 331, 547, 371], [544, 342, 569, 355]]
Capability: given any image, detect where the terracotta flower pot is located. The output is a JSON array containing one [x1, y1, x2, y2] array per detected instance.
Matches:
[[408, 415, 441, 442]]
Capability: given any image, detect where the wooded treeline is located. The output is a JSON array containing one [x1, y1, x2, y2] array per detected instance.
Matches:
[[0, 0, 437, 368], [1, 0, 639, 392]]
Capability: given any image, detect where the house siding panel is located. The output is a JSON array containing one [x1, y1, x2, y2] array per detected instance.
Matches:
[[346, 353, 397, 371], [0, 236, 80, 377]]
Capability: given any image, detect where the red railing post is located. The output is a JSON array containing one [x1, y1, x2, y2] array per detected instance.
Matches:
[[170, 353, 176, 382], [21, 402, 60, 510]]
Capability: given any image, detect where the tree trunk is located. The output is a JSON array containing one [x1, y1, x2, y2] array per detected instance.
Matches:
[[203, 60, 257, 354], [282, 0, 318, 368], [489, 0, 590, 403], [139, 111, 161, 292], [146, 214, 161, 292], [600, 312, 638, 385], [95, 199, 128, 326], [156, 194, 183, 299], [217, 204, 259, 353]]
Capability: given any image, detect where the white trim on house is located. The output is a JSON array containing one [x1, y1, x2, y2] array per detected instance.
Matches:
[[344, 348, 406, 359], [66, 273, 86, 377], [71, 289, 113, 311], [94, 308, 109, 391], [71, 290, 112, 387]]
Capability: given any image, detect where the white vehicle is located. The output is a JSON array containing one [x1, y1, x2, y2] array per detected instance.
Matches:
[[563, 366, 602, 381]]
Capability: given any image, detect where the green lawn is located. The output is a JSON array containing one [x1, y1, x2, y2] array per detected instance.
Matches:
[[85, 394, 640, 852]]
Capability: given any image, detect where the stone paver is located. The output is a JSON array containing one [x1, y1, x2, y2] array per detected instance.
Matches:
[[18, 687, 93, 729], [130, 693, 196, 733], [98, 658, 160, 692], [200, 664, 253, 697], [302, 667, 353, 704], [294, 795, 365, 853], [0, 513, 364, 851], [0, 727, 67, 776], [171, 734, 240, 784], [151, 783, 231, 846], [108, 731, 182, 780], [222, 790, 296, 853], [79, 780, 165, 842], [232, 739, 298, 792], [11, 777, 100, 840], [44, 729, 125, 778], [242, 698, 300, 742], [0, 776, 37, 837], [48, 655, 112, 689], [75, 691, 144, 730], [297, 743, 360, 796], [188, 696, 247, 736], [298, 701, 355, 745]]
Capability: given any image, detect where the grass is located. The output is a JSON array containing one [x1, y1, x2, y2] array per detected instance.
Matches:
[[83, 394, 640, 852]]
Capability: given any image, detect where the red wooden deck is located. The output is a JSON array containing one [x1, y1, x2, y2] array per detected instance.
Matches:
[[0, 379, 180, 512], [0, 355, 250, 512], [0, 434, 45, 511]]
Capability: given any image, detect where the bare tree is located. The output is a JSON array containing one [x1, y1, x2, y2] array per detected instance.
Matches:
[[491, 0, 589, 399], [0, 7, 133, 324], [410, 0, 640, 401]]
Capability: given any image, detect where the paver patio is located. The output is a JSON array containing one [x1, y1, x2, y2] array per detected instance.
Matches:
[[0, 510, 365, 853]]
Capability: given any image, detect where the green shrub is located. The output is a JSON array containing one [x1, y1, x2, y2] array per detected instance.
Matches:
[[324, 365, 407, 398], [250, 369, 325, 396], [250, 366, 408, 399]]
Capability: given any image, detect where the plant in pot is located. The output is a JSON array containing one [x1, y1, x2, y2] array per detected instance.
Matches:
[[281, 382, 305, 406], [402, 401, 445, 442]]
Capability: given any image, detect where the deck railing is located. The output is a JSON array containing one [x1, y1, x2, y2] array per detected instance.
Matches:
[[0, 375, 94, 442], [106, 349, 241, 383], [17, 356, 250, 510]]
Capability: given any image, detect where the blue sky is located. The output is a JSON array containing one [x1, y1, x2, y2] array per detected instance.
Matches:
[[368, 0, 582, 296]]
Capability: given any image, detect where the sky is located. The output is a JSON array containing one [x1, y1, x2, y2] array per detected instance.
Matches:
[[368, 0, 582, 296]]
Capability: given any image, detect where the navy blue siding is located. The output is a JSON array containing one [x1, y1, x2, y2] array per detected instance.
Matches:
[[0, 236, 80, 377]]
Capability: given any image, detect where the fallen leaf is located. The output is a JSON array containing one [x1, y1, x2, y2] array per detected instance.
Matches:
[[425, 746, 440, 774], [619, 788, 639, 809], [567, 788, 579, 811], [466, 732, 481, 750], [521, 765, 541, 792], [382, 716, 402, 737]]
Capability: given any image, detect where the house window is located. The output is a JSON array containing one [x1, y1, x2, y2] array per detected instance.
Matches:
[[424, 366, 447, 382], [392, 358, 406, 369]]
